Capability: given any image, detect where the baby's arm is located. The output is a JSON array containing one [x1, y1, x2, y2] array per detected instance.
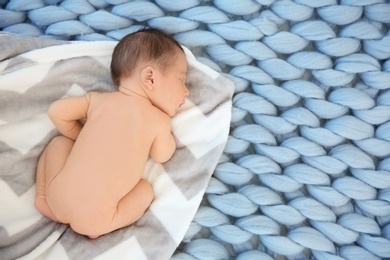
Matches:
[[149, 117, 176, 163], [48, 94, 90, 141]]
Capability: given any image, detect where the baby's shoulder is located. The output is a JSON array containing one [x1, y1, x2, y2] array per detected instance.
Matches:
[[87, 91, 122, 103], [148, 106, 171, 127], [85, 91, 103, 101]]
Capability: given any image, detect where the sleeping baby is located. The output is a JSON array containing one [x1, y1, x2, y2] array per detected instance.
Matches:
[[34, 28, 189, 239]]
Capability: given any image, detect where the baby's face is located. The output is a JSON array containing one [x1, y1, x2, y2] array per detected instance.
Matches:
[[155, 52, 189, 116]]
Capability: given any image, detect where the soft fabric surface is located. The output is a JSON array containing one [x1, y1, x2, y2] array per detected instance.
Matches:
[[0, 33, 233, 260], [1, 0, 390, 259]]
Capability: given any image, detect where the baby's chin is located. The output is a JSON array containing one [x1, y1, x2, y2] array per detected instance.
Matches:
[[168, 110, 177, 117], [163, 108, 176, 117], [167, 106, 182, 117], [156, 105, 176, 117]]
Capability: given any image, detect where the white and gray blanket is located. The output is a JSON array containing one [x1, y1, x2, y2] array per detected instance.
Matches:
[[0, 33, 234, 260]]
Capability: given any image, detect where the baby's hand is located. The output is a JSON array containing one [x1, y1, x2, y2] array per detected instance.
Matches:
[[48, 95, 89, 141], [149, 117, 176, 163]]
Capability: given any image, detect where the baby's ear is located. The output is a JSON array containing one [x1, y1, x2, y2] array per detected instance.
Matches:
[[141, 66, 155, 90]]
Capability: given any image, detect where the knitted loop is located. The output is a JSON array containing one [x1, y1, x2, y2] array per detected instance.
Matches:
[[338, 213, 381, 235], [281, 137, 326, 157], [260, 235, 304, 255], [155, 0, 199, 12], [237, 155, 281, 175], [148, 17, 199, 34], [238, 185, 283, 206], [289, 197, 336, 222], [253, 114, 297, 135], [214, 0, 261, 15], [111, 2, 163, 22], [284, 164, 330, 186], [282, 80, 325, 99], [259, 58, 305, 80], [208, 21, 263, 42], [281, 107, 320, 127], [312, 69, 355, 87], [210, 224, 252, 244], [6, 0, 43, 11], [261, 204, 305, 226], [329, 87, 375, 109], [206, 44, 252, 66], [333, 176, 377, 200], [300, 125, 345, 147], [214, 162, 253, 186], [306, 185, 350, 207], [330, 144, 375, 169], [364, 36, 390, 60], [174, 30, 225, 47], [340, 245, 382, 260], [231, 66, 274, 85], [311, 220, 360, 245], [80, 10, 132, 31], [335, 53, 381, 73], [271, 1, 313, 22], [252, 84, 300, 107], [355, 138, 390, 157], [340, 20, 383, 39], [365, 3, 390, 23], [235, 41, 277, 61], [46, 20, 94, 36], [358, 234, 390, 258], [0, 9, 25, 28], [304, 99, 348, 119], [288, 227, 336, 253], [325, 115, 374, 140], [60, 0, 95, 15], [29, 6, 78, 27], [259, 173, 303, 192], [236, 250, 274, 260], [233, 124, 276, 145], [317, 5, 362, 25], [236, 215, 280, 236], [233, 93, 277, 115], [263, 31, 308, 54], [208, 193, 258, 218], [356, 200, 390, 217], [316, 37, 361, 57], [184, 239, 229, 260], [291, 20, 336, 41], [287, 51, 333, 70], [179, 6, 229, 24]]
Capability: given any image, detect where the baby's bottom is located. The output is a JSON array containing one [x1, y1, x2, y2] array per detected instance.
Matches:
[[34, 136, 154, 239]]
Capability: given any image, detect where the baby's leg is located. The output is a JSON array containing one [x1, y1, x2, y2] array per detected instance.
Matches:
[[35, 147, 59, 222], [110, 179, 154, 234], [34, 136, 74, 222], [70, 179, 154, 239]]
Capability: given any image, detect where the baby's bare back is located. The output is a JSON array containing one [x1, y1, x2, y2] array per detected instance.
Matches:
[[47, 92, 163, 222]]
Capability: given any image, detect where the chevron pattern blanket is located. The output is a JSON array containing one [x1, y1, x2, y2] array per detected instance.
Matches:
[[1, 0, 390, 259], [0, 34, 233, 259]]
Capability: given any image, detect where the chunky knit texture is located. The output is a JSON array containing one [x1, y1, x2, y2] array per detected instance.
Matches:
[[1, 0, 390, 259]]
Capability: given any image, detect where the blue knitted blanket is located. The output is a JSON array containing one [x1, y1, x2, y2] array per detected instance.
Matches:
[[1, 0, 390, 259]]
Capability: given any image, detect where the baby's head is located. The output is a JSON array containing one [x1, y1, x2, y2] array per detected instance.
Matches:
[[111, 28, 189, 116]]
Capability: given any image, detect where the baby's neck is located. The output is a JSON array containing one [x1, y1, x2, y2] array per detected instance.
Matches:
[[119, 85, 148, 99], [119, 85, 141, 96]]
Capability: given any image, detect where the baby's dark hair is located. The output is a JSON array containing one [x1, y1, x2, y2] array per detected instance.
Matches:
[[111, 28, 183, 87]]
